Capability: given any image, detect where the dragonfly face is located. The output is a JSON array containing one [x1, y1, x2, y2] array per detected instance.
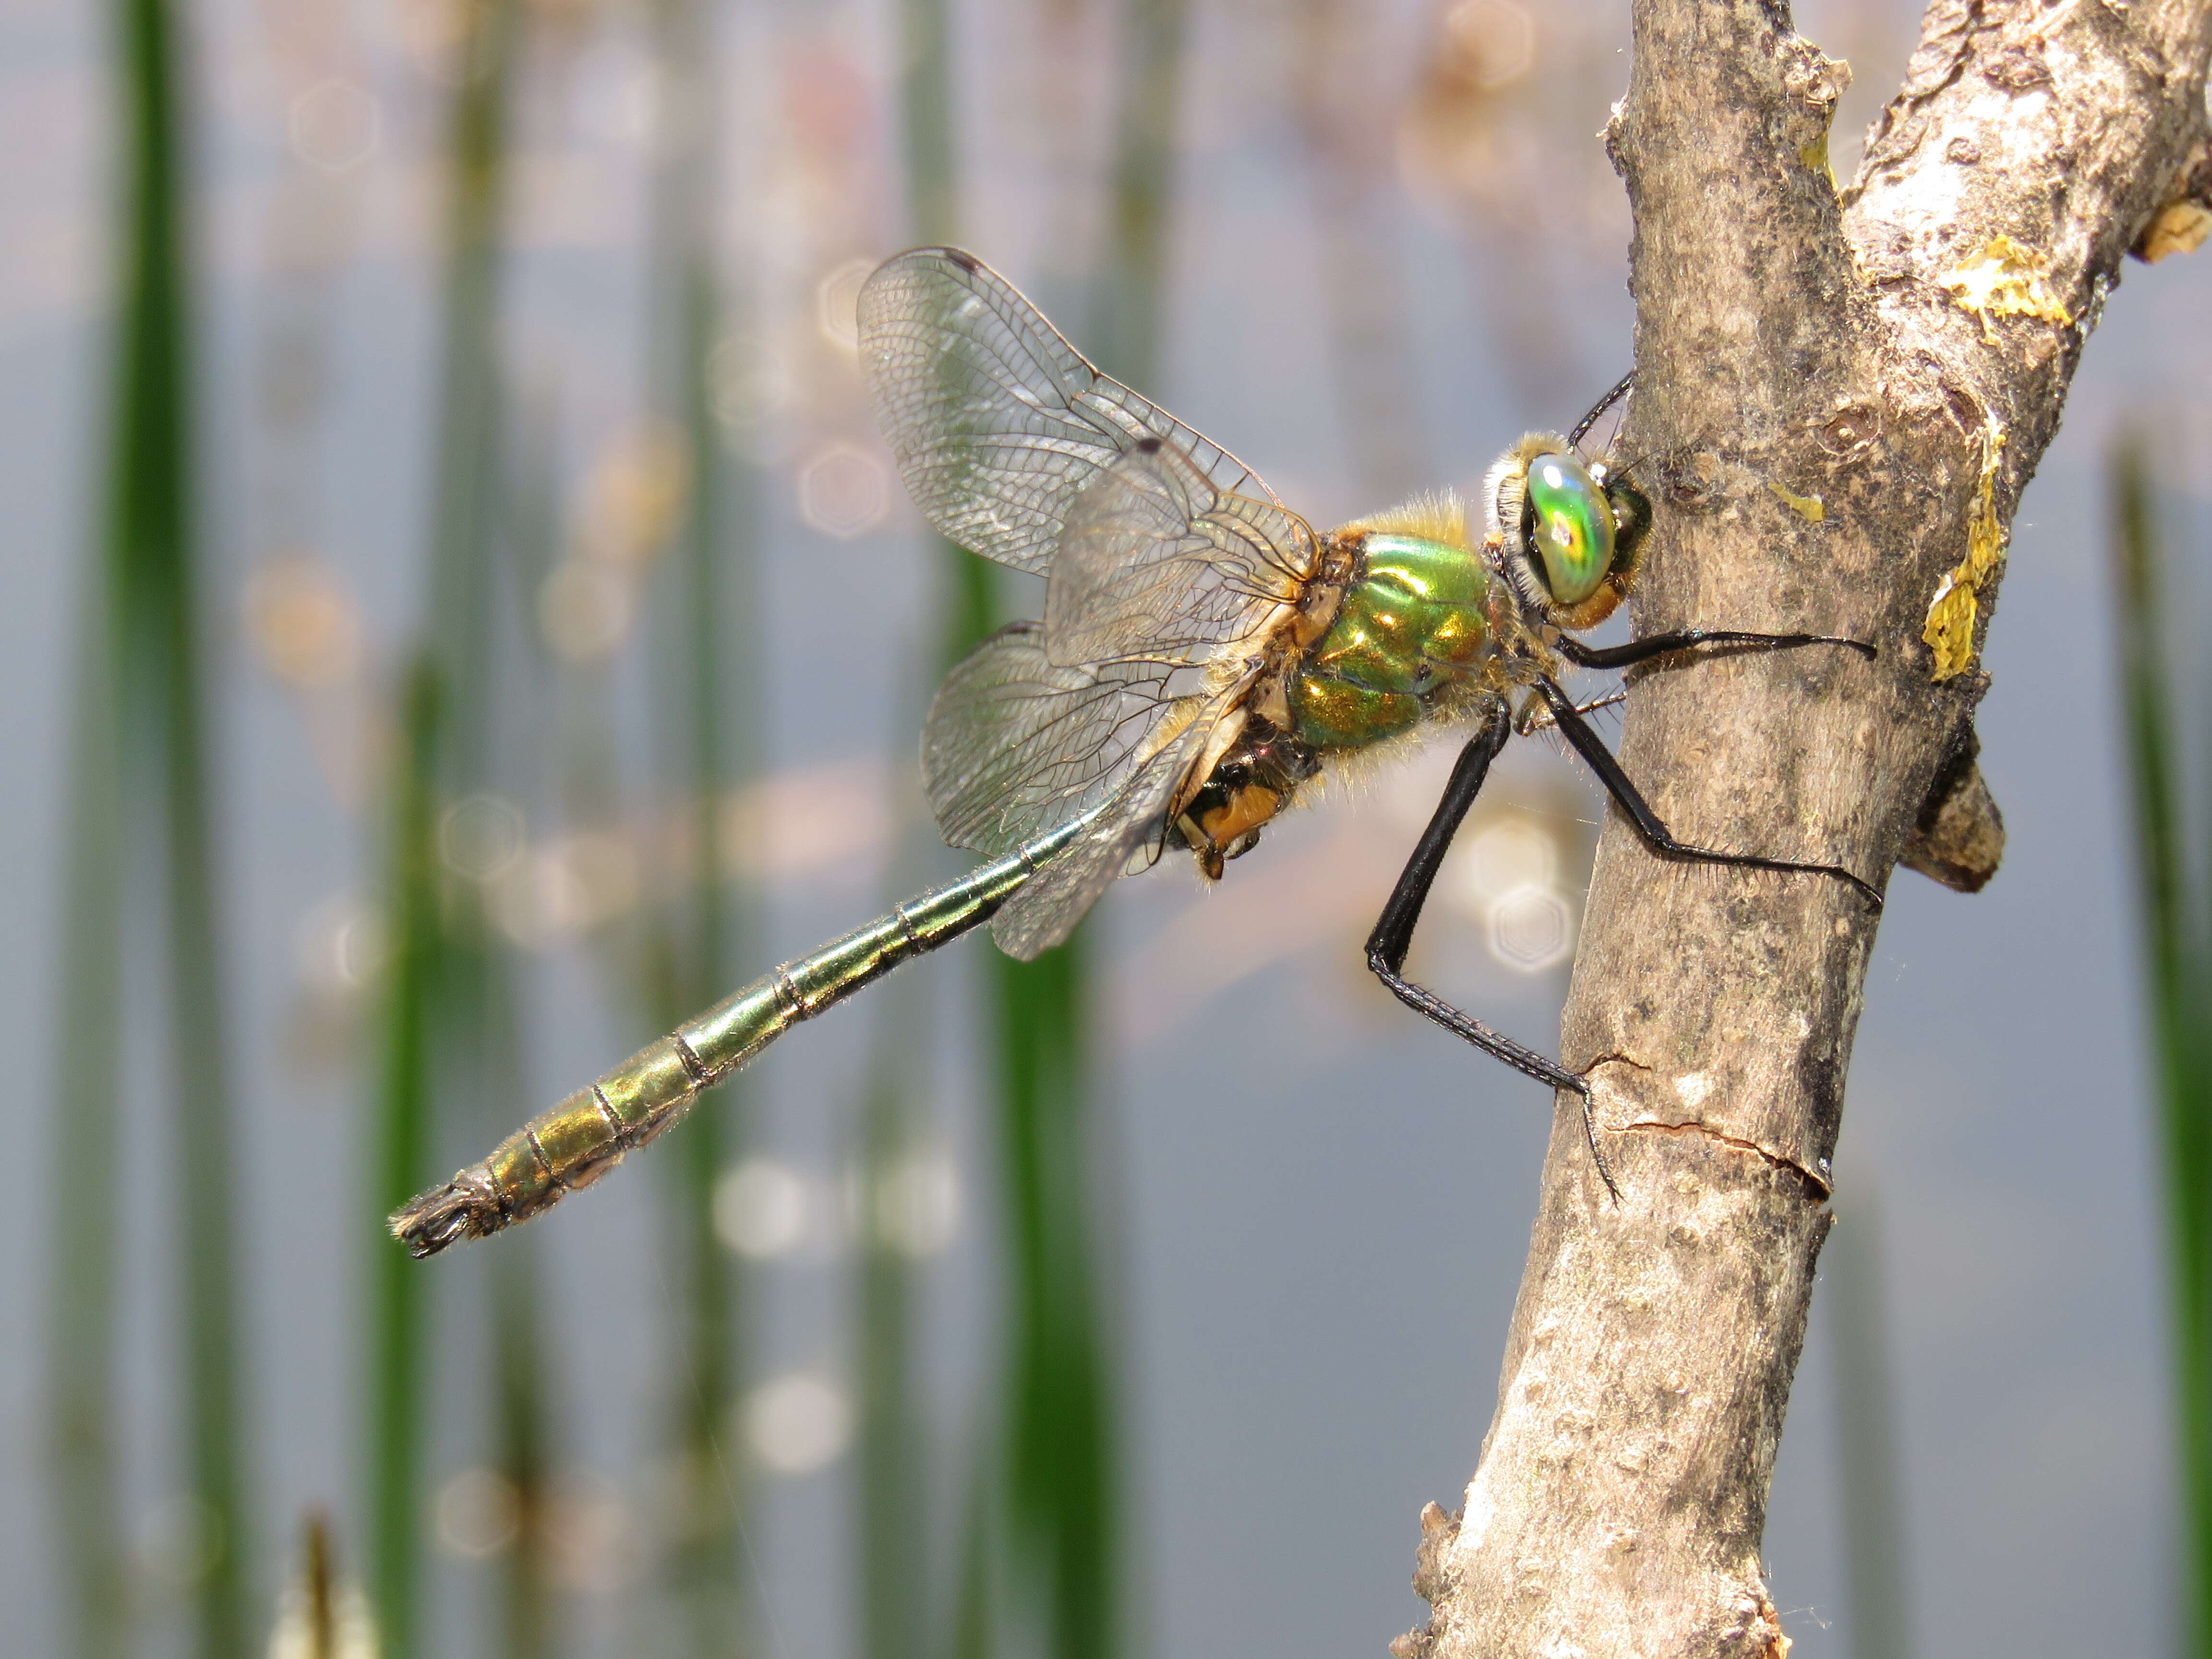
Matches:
[[1487, 435, 1653, 635]]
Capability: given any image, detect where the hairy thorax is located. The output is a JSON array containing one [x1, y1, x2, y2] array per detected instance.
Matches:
[[1175, 503, 1527, 878]]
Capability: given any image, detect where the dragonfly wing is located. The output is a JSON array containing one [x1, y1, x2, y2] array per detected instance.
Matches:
[[988, 721, 1209, 961], [924, 620, 1187, 857], [1042, 442, 1311, 669], [858, 247, 1280, 575]]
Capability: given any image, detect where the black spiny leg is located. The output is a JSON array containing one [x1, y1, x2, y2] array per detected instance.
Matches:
[[1365, 704, 1621, 1201], [1569, 371, 1635, 448], [1533, 676, 1884, 910], [1555, 628, 1875, 673]]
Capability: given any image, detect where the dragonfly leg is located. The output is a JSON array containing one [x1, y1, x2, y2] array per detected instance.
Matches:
[[1555, 627, 1875, 673], [1515, 685, 1626, 737], [1569, 371, 1635, 448], [1364, 704, 1622, 1202], [1532, 675, 1884, 910]]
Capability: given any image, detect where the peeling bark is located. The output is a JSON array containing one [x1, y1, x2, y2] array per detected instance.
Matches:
[[1399, 1, 2212, 1654]]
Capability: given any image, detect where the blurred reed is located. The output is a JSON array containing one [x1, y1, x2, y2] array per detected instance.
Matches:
[[877, 0, 1171, 1656], [2109, 435, 2212, 1658], [497, 400, 575, 1659], [861, 2, 973, 1656], [854, 835, 936, 1659], [47, 0, 256, 1650], [366, 1, 521, 1653], [640, 0, 757, 1645], [991, 7, 1188, 1659], [120, 0, 258, 1629], [368, 656, 443, 1657], [440, 464, 548, 1659]]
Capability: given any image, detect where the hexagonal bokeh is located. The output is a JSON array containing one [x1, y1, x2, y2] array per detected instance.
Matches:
[[1488, 880, 1576, 972], [795, 441, 890, 538]]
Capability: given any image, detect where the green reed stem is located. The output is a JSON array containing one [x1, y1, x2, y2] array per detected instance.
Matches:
[[152, 374, 254, 1659], [992, 942, 1117, 1659], [990, 11, 1186, 1659], [857, 951, 931, 1659], [367, 655, 444, 1658], [85, 0, 260, 1646], [642, 0, 755, 1633], [473, 951, 553, 1659], [493, 1245, 554, 1659], [438, 547, 544, 1659], [875, 3, 988, 1658], [367, 4, 518, 1651], [898, 1, 1189, 1654], [498, 390, 576, 1659], [2110, 437, 2212, 1658]]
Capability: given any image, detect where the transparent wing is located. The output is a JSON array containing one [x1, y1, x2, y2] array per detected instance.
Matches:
[[858, 246, 1288, 575], [1043, 441, 1311, 669], [923, 621, 1190, 857], [988, 721, 1210, 961]]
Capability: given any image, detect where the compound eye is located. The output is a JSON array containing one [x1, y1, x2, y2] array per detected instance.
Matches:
[[1525, 452, 1615, 607]]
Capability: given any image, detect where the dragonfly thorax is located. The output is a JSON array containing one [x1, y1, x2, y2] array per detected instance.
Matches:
[[1289, 529, 1495, 751], [1173, 523, 1502, 880]]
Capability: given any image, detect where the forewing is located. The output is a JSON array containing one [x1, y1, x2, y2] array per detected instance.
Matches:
[[923, 621, 1185, 857], [988, 722, 1208, 961], [858, 247, 1280, 574], [1043, 443, 1313, 669]]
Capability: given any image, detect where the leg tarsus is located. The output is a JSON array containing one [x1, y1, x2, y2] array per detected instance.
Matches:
[[1517, 685, 1625, 736], [1365, 706, 1623, 1202], [1569, 371, 1635, 449], [1555, 627, 1876, 673], [1534, 676, 1884, 912]]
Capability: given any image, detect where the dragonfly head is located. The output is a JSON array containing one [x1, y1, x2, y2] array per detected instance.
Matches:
[[1487, 433, 1651, 634]]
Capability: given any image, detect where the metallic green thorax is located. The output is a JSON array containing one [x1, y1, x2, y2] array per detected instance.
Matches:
[[1290, 533, 1491, 750]]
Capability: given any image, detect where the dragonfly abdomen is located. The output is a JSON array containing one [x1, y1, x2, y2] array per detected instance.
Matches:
[[389, 814, 1089, 1256]]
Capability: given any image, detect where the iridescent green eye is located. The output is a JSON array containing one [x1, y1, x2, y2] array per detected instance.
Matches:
[[1525, 453, 1615, 606]]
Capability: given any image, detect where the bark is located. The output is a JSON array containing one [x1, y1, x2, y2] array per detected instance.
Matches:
[[1395, 2, 2212, 1655]]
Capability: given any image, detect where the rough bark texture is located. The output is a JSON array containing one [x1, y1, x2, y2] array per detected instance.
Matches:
[[1397, 2, 2212, 1655]]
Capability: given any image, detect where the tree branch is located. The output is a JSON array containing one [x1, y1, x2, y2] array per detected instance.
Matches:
[[1395, 1, 2212, 1654]]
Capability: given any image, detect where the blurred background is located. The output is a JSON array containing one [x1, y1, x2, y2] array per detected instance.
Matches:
[[6, 0, 2212, 1656]]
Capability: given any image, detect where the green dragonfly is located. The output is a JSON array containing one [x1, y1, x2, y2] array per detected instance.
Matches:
[[393, 247, 1878, 1254]]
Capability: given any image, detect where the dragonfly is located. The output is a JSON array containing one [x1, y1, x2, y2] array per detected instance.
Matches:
[[393, 246, 1879, 1255]]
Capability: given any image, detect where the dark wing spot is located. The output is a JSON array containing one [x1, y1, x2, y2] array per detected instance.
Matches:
[[946, 248, 981, 272], [1135, 436, 1162, 454]]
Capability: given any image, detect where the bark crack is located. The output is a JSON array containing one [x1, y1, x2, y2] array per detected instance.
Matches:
[[1618, 1118, 1835, 1202], [1584, 1054, 1836, 1199]]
